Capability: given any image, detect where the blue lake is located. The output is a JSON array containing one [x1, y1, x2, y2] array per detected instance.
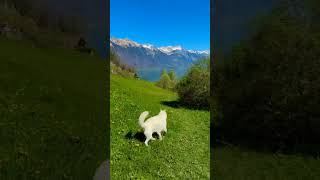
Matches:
[[137, 67, 187, 82]]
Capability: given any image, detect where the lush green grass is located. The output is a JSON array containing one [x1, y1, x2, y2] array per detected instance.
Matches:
[[214, 146, 320, 180], [110, 75, 210, 179], [0, 38, 108, 179]]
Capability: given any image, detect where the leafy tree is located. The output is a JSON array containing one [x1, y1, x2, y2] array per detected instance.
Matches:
[[176, 59, 210, 109], [156, 68, 178, 90], [160, 69, 167, 76], [156, 71, 171, 89], [213, 0, 320, 154]]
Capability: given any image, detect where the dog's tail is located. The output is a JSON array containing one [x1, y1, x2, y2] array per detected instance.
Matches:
[[138, 111, 149, 128]]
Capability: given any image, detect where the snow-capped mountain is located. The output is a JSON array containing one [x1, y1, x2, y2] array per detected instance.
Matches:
[[110, 37, 209, 81], [159, 46, 183, 54]]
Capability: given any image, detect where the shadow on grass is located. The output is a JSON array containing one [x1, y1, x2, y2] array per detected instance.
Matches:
[[212, 126, 320, 157], [125, 131, 145, 142], [161, 100, 209, 111]]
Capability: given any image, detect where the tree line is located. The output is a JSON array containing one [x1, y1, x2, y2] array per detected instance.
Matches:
[[213, 0, 320, 155], [0, 0, 85, 48], [1, 0, 83, 34], [110, 49, 138, 78]]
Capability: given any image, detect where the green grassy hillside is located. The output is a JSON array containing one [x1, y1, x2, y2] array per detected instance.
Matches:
[[0, 38, 108, 179], [110, 75, 210, 179]]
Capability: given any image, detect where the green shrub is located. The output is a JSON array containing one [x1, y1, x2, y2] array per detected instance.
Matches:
[[176, 59, 210, 109], [214, 1, 320, 154]]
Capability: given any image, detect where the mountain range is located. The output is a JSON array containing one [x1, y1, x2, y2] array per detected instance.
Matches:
[[110, 38, 209, 81]]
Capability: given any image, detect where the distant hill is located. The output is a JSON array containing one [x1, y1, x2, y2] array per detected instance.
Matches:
[[110, 38, 209, 81], [110, 49, 137, 78]]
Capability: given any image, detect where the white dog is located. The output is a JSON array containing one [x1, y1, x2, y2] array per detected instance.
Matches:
[[138, 110, 167, 146]]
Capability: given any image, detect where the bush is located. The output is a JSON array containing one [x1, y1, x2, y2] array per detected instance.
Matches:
[[176, 59, 210, 109], [213, 1, 320, 154]]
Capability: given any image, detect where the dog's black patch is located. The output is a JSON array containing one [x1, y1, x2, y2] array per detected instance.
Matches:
[[152, 132, 160, 139], [125, 131, 165, 142]]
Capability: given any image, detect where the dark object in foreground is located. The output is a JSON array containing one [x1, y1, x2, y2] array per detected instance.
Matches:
[[75, 37, 95, 55]]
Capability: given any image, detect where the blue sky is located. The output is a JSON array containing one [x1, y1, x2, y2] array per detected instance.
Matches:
[[111, 0, 210, 51]]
